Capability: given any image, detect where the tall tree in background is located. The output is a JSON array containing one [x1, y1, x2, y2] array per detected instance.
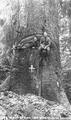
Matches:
[[59, 0, 71, 104]]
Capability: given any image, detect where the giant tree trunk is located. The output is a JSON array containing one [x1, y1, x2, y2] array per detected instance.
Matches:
[[0, 0, 70, 105]]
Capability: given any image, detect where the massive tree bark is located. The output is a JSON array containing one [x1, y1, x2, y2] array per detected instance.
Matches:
[[0, 0, 69, 105]]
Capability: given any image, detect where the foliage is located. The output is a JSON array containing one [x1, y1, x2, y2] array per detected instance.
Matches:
[[59, 0, 71, 103]]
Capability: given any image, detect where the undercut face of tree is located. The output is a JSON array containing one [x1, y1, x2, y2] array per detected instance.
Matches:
[[9, 33, 60, 102]]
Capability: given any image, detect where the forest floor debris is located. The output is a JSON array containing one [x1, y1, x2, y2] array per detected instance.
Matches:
[[0, 91, 71, 120]]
